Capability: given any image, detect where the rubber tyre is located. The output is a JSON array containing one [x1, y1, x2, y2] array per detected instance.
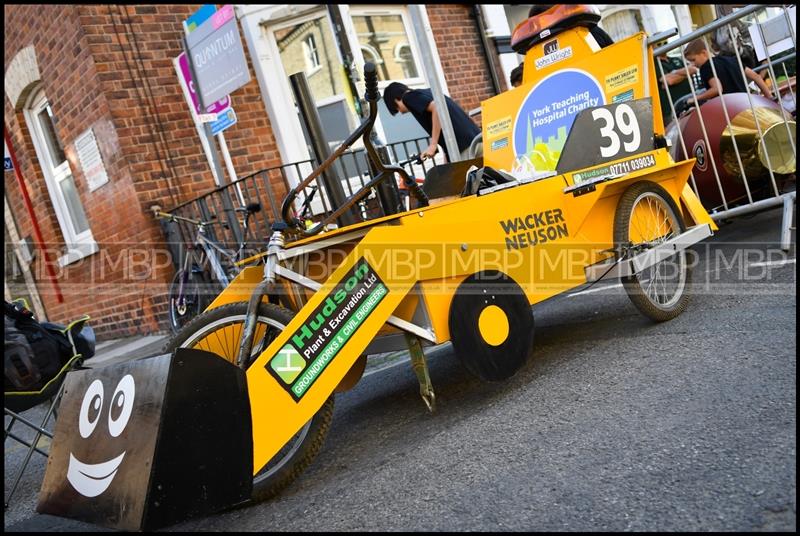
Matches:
[[164, 301, 334, 503], [613, 181, 692, 322], [167, 269, 207, 334]]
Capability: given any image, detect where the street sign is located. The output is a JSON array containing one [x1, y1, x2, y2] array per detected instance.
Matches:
[[4, 139, 12, 171], [177, 52, 230, 115], [186, 4, 251, 109], [210, 108, 237, 136], [185, 4, 216, 34]]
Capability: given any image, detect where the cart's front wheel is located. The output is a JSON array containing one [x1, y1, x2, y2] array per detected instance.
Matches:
[[613, 181, 692, 321], [165, 301, 334, 503]]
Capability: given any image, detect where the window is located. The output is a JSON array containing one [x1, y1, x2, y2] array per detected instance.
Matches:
[[351, 11, 423, 84], [394, 43, 418, 80], [24, 89, 97, 265], [303, 34, 321, 71], [601, 9, 645, 42]]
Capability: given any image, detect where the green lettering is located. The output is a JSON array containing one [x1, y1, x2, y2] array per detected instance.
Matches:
[[292, 324, 313, 349]]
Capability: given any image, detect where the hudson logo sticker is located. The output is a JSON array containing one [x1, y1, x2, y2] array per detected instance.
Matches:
[[267, 258, 387, 401]]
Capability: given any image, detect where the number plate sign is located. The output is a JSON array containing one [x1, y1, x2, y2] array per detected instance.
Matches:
[[556, 98, 653, 174]]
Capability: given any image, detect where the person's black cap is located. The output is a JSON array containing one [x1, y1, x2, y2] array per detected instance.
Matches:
[[510, 64, 524, 87], [383, 82, 409, 115]]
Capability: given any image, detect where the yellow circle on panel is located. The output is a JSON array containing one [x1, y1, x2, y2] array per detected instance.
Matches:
[[478, 305, 509, 347]]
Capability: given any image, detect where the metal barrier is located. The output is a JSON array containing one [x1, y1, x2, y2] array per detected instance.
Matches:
[[654, 4, 796, 251], [162, 136, 439, 266]]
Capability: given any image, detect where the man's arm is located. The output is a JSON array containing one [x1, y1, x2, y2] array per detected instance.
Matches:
[[744, 67, 774, 99], [689, 77, 722, 104], [423, 100, 441, 160], [660, 64, 697, 86]]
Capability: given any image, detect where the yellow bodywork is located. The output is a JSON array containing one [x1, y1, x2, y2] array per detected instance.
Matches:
[[197, 27, 716, 477]]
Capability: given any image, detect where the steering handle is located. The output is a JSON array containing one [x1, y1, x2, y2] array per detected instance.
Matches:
[[364, 62, 379, 102], [280, 62, 428, 236]]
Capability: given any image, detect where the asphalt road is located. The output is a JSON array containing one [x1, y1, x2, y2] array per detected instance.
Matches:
[[5, 207, 796, 532]]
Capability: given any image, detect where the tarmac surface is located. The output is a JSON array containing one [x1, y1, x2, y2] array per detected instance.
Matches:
[[5, 205, 796, 532]]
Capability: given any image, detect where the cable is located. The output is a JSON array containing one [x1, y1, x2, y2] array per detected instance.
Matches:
[[109, 5, 180, 208], [580, 246, 630, 293], [121, 5, 183, 201]]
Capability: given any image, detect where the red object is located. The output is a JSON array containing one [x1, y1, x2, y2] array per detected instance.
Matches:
[[4, 125, 64, 304], [666, 93, 788, 210]]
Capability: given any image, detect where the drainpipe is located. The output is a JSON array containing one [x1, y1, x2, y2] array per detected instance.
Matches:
[[473, 5, 503, 96], [4, 126, 63, 304], [289, 72, 357, 227]]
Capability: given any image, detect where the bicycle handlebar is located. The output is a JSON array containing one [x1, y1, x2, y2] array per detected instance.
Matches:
[[280, 62, 429, 237], [152, 210, 225, 228]]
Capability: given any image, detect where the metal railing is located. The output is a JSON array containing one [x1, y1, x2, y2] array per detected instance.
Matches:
[[654, 4, 796, 250], [161, 136, 442, 267]]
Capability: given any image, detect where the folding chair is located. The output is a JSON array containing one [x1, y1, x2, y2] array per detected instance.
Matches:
[[4, 315, 90, 508]]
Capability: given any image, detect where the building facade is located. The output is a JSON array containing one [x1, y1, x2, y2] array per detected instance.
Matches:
[[4, 4, 500, 338]]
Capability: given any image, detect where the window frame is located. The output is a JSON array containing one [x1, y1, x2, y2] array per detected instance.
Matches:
[[348, 5, 426, 89], [303, 33, 321, 72], [23, 88, 98, 266]]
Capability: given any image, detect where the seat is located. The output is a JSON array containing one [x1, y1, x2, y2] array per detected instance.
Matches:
[[4, 315, 89, 507], [419, 157, 484, 201]]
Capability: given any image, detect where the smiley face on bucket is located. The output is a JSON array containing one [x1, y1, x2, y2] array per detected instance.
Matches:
[[66, 375, 135, 497]]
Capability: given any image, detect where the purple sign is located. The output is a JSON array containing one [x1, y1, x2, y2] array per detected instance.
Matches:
[[178, 52, 230, 115]]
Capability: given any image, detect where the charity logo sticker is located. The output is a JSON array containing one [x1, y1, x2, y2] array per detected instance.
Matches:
[[513, 69, 605, 171]]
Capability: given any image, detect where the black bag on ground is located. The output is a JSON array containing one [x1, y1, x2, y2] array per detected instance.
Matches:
[[4, 301, 75, 392]]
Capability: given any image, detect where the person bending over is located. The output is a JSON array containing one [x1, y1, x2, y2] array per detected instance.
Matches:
[[383, 82, 481, 161]]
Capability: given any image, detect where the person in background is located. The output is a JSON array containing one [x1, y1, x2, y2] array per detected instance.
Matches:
[[383, 82, 481, 161], [683, 38, 773, 106], [654, 40, 698, 125], [510, 64, 524, 88], [528, 5, 614, 49]]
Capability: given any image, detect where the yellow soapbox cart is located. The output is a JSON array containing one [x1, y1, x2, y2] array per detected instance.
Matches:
[[165, 5, 716, 503], [38, 7, 717, 527]]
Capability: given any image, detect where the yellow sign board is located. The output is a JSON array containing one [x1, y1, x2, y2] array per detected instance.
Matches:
[[482, 30, 662, 173]]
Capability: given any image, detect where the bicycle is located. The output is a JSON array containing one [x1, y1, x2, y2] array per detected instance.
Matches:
[[152, 202, 263, 334]]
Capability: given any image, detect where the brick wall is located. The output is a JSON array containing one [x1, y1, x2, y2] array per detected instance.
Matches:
[[4, 4, 501, 339], [4, 4, 283, 338], [427, 4, 504, 127]]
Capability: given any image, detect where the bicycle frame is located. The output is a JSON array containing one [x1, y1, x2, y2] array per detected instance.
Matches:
[[163, 208, 258, 312]]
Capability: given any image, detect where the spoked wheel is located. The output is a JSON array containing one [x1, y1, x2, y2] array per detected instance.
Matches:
[[168, 269, 207, 334], [165, 301, 334, 503], [613, 181, 692, 322]]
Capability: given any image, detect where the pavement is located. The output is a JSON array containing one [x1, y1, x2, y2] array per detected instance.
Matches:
[[4, 203, 795, 531], [87, 332, 172, 368]]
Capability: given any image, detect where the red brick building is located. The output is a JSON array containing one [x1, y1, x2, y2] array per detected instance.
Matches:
[[4, 4, 505, 338]]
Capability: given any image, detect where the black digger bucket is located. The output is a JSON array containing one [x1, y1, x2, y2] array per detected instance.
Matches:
[[36, 348, 253, 531]]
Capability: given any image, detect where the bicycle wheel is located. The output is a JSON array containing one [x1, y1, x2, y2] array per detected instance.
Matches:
[[164, 301, 334, 503], [168, 269, 207, 334], [613, 181, 692, 322]]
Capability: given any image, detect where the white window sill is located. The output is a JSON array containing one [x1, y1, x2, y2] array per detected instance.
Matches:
[[58, 241, 100, 267], [306, 65, 322, 78]]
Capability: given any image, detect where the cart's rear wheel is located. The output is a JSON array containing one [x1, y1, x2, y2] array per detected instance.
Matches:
[[165, 301, 334, 503], [613, 181, 692, 321]]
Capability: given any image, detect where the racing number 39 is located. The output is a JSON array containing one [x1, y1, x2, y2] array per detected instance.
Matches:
[[591, 103, 641, 158]]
